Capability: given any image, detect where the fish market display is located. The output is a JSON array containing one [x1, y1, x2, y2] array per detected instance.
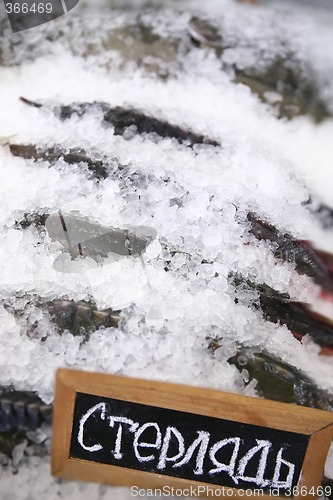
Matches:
[[1, 0, 333, 499]]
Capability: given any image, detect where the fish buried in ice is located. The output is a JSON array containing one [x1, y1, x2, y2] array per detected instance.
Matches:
[[9, 143, 176, 193], [208, 341, 333, 411], [0, 388, 51, 461], [20, 97, 220, 147], [188, 17, 330, 122], [3, 296, 121, 338], [231, 274, 333, 353], [9, 143, 110, 180], [247, 211, 333, 293], [0, 388, 52, 433], [45, 299, 121, 336]]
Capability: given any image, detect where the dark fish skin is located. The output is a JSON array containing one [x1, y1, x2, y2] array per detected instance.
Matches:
[[46, 299, 121, 336], [15, 212, 49, 230], [188, 17, 223, 50], [208, 340, 333, 411], [315, 249, 333, 279], [228, 348, 333, 411], [20, 97, 220, 147], [233, 63, 330, 123], [303, 196, 333, 230], [228, 346, 333, 498], [103, 107, 220, 147], [0, 429, 27, 459], [9, 144, 108, 180], [186, 21, 331, 122], [259, 293, 333, 350], [247, 212, 333, 293], [0, 389, 52, 433], [19, 97, 42, 108], [231, 274, 333, 352], [9, 143, 170, 191], [315, 203, 333, 230], [2, 296, 121, 338], [16, 209, 332, 348]]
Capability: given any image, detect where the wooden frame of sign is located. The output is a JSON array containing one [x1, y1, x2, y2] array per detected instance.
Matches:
[[52, 369, 333, 498]]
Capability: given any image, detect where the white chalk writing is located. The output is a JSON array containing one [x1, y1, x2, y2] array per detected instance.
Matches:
[[209, 437, 241, 482], [78, 402, 106, 452], [109, 416, 139, 459], [236, 439, 271, 487], [77, 402, 298, 489], [272, 448, 295, 489], [157, 426, 185, 469], [174, 431, 210, 475], [133, 422, 162, 463]]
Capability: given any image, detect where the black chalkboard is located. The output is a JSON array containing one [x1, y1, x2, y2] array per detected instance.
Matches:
[[70, 392, 309, 494]]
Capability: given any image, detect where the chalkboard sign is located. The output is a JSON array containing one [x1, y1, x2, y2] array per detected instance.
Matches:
[[52, 369, 333, 498], [70, 392, 309, 493]]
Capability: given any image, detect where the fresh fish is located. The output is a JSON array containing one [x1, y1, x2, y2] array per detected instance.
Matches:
[[0, 388, 51, 461], [45, 299, 121, 336], [20, 97, 220, 147], [99, 19, 182, 79], [231, 274, 333, 352], [0, 388, 52, 433], [208, 340, 333, 410], [3, 296, 121, 338], [188, 17, 224, 51], [9, 143, 171, 192], [9, 144, 109, 180], [233, 58, 330, 122], [229, 347, 333, 410], [14, 208, 333, 350], [247, 211, 333, 293], [187, 20, 330, 122], [0, 429, 27, 461], [306, 197, 333, 230]]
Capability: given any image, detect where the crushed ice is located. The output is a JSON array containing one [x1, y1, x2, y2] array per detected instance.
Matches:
[[0, 0, 333, 497]]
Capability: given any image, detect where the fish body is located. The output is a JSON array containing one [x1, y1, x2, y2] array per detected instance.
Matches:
[[186, 21, 330, 122], [9, 144, 108, 180], [231, 274, 333, 352], [46, 299, 121, 336], [206, 340, 333, 410], [9, 142, 172, 192], [0, 389, 51, 432], [20, 97, 220, 147], [228, 347, 333, 410], [247, 212, 333, 292], [2, 296, 121, 338]]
